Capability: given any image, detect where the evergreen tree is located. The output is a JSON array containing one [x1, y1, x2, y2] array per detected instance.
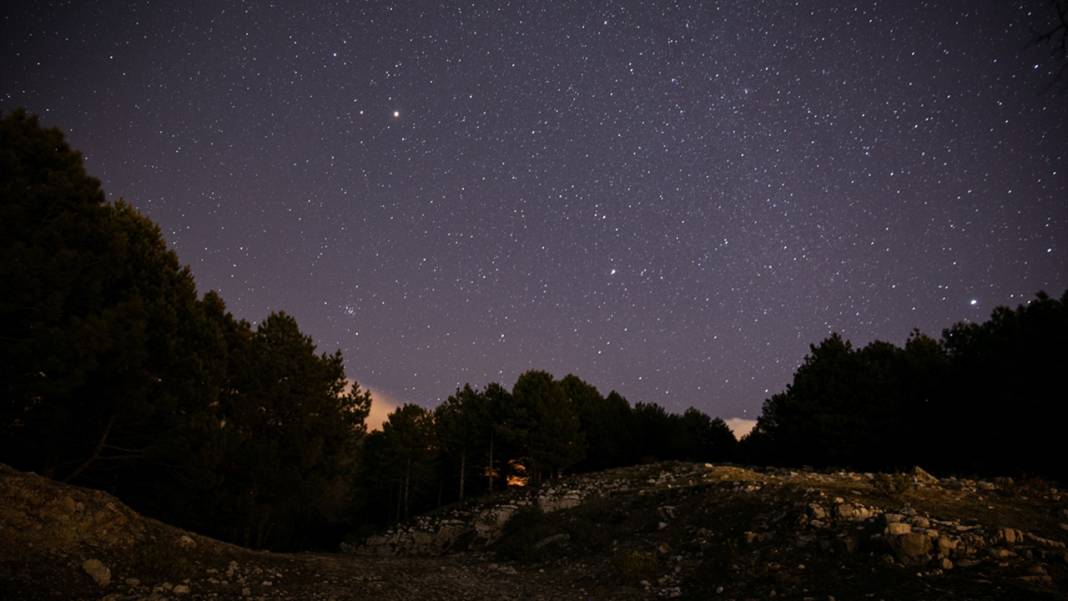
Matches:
[[363, 404, 438, 523], [1, 111, 370, 550], [511, 370, 585, 482], [677, 408, 737, 462], [561, 375, 634, 470], [0, 110, 220, 493], [436, 384, 493, 501], [631, 401, 674, 462], [217, 312, 369, 549]]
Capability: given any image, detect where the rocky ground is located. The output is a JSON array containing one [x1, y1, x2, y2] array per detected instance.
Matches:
[[2, 461, 1067, 600]]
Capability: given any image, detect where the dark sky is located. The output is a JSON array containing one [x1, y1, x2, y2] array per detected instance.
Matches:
[[3, 1, 1066, 424]]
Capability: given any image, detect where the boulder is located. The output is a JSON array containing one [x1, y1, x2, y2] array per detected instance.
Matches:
[[911, 466, 938, 485], [808, 503, 827, 520], [891, 532, 932, 563], [936, 536, 959, 558], [886, 522, 912, 536], [998, 527, 1024, 544], [82, 558, 111, 587]]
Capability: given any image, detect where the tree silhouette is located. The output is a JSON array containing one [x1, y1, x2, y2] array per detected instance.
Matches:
[[511, 370, 586, 482], [1, 110, 371, 550]]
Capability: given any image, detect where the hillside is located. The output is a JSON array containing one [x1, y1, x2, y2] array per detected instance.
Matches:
[[2, 462, 1066, 600]]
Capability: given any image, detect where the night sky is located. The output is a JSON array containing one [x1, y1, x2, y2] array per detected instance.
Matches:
[[3, 1, 1066, 428]]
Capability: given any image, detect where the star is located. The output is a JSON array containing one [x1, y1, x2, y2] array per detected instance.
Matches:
[[4, 0, 1062, 422]]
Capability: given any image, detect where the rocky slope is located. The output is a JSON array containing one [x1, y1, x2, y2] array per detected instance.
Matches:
[[2, 462, 1067, 600]]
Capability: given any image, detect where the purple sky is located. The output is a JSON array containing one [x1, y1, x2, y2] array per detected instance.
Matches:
[[3, 1, 1065, 422]]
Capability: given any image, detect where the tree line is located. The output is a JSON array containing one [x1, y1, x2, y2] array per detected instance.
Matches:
[[742, 291, 1068, 483], [357, 371, 738, 528], [3, 110, 1065, 552]]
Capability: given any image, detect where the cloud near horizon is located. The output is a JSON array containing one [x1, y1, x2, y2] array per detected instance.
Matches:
[[363, 387, 402, 432], [724, 418, 757, 440], [342, 380, 402, 432]]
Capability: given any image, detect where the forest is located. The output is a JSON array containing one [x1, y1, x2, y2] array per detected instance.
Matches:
[[2, 109, 1066, 552]]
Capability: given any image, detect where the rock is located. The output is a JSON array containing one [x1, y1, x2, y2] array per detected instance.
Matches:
[[891, 532, 932, 563], [886, 522, 912, 536], [999, 527, 1023, 544], [177, 534, 196, 549], [840, 536, 859, 554], [936, 536, 959, 558], [835, 503, 871, 520], [809, 503, 827, 520], [124, 578, 141, 587], [173, 584, 191, 594], [533, 533, 569, 549], [941, 558, 954, 570], [659, 585, 682, 598], [1027, 533, 1067, 550], [82, 558, 111, 587], [911, 466, 938, 484]]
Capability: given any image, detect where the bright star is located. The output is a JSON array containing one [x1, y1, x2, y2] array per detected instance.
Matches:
[[969, 299, 978, 306], [392, 110, 400, 118]]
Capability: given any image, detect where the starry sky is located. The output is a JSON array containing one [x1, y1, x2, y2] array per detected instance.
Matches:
[[3, 1, 1066, 425]]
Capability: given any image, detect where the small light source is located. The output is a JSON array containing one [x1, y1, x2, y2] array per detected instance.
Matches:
[[392, 110, 400, 118], [969, 299, 978, 306]]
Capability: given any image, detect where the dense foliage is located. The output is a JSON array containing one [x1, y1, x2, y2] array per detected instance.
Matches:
[[0, 110, 370, 550], [742, 292, 1068, 483]]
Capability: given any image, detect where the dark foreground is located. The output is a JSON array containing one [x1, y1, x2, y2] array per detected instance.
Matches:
[[2, 462, 1066, 600]]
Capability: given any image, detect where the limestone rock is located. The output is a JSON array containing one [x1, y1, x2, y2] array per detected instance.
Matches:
[[808, 503, 827, 520], [886, 522, 912, 536], [82, 558, 111, 587], [999, 527, 1024, 544], [891, 532, 932, 563], [936, 536, 959, 558], [911, 466, 938, 484]]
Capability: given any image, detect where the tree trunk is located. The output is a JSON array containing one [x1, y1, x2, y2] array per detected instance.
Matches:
[[63, 414, 117, 483], [459, 449, 466, 501], [487, 434, 495, 493], [403, 457, 411, 520]]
